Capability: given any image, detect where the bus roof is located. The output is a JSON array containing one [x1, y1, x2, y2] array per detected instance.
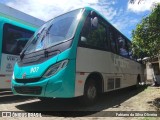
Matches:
[[0, 16, 37, 32], [0, 3, 44, 28]]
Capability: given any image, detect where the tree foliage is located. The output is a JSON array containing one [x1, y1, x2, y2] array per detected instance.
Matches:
[[129, 0, 143, 4], [132, 3, 160, 58]]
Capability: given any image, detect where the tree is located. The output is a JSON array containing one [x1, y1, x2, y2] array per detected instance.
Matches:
[[132, 3, 160, 58], [129, 0, 143, 4]]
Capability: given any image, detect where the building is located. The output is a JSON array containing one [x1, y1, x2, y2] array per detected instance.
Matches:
[[143, 55, 160, 85]]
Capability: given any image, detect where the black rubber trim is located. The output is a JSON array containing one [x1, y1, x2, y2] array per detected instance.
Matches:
[[14, 86, 42, 95], [18, 40, 72, 67]]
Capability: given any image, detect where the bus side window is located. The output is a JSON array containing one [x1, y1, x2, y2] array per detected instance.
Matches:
[[127, 41, 133, 59], [105, 24, 110, 51], [117, 35, 129, 57], [6, 32, 19, 54], [16, 39, 28, 53], [79, 16, 91, 45], [109, 27, 117, 53], [79, 15, 106, 50], [3, 23, 33, 55]]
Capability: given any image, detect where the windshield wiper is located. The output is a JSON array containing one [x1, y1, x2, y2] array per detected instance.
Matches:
[[40, 24, 53, 43], [20, 34, 40, 60], [31, 33, 40, 44], [20, 28, 46, 60], [32, 27, 47, 44], [20, 24, 53, 60]]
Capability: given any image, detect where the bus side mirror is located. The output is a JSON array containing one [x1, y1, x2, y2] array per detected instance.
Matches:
[[91, 17, 98, 28], [90, 11, 98, 29]]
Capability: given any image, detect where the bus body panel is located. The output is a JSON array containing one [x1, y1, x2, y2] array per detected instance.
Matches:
[[0, 18, 40, 89], [0, 75, 11, 89], [75, 47, 143, 96], [76, 47, 142, 75], [0, 3, 44, 89], [14, 55, 58, 79], [12, 48, 76, 98], [12, 8, 83, 97]]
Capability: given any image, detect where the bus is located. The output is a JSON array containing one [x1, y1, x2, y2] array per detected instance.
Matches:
[[0, 3, 44, 89], [11, 7, 144, 105]]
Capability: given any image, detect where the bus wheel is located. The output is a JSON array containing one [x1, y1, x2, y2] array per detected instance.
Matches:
[[136, 75, 141, 88], [81, 79, 98, 105]]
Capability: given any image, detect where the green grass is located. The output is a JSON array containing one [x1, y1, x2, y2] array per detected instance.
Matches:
[[139, 117, 159, 120]]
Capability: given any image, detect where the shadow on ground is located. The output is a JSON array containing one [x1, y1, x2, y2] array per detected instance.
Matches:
[[15, 85, 148, 117], [0, 89, 34, 104], [153, 98, 160, 111]]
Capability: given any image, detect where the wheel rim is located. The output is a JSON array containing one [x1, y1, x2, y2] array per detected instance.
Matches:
[[87, 85, 97, 100]]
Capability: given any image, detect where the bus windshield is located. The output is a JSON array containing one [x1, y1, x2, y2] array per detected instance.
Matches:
[[24, 9, 82, 54]]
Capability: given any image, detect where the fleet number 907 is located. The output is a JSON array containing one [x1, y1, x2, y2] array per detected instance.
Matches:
[[30, 67, 39, 73]]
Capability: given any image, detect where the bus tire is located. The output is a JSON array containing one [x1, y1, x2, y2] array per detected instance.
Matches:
[[80, 78, 98, 106], [136, 75, 141, 88]]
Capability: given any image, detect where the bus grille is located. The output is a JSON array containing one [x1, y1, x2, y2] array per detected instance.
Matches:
[[14, 86, 42, 95], [15, 78, 41, 83]]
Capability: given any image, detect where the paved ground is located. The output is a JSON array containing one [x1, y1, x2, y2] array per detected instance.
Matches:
[[0, 86, 160, 120]]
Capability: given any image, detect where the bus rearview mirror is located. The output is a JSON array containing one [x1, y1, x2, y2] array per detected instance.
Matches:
[[91, 17, 98, 28]]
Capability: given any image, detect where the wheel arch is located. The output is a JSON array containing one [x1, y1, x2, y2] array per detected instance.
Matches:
[[84, 72, 104, 94]]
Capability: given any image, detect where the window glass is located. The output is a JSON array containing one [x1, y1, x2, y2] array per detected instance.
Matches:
[[80, 15, 107, 50], [109, 27, 117, 53], [128, 41, 138, 60], [24, 9, 82, 54], [117, 35, 129, 57], [3, 23, 34, 55], [127, 41, 133, 59]]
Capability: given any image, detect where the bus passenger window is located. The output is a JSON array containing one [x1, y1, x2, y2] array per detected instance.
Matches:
[[79, 15, 106, 50], [118, 35, 128, 57], [109, 32, 117, 53], [127, 42, 133, 59], [6, 32, 18, 53], [16, 38, 28, 53], [3, 23, 33, 55]]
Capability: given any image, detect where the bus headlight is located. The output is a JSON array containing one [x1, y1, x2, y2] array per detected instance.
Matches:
[[12, 73, 15, 80], [43, 60, 68, 78]]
